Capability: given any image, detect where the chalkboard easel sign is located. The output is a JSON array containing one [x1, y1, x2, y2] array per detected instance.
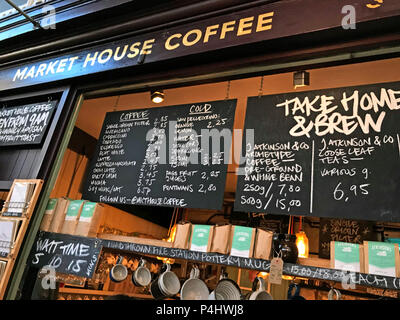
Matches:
[[319, 218, 376, 259], [29, 232, 103, 278], [82, 99, 237, 210], [0, 100, 58, 147]]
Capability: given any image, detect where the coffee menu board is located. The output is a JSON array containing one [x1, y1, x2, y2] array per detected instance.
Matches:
[[235, 81, 400, 222], [0, 100, 58, 146], [82, 100, 237, 210], [318, 218, 375, 259], [30, 232, 102, 278]]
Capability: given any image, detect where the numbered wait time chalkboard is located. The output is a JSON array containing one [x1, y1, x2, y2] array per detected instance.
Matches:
[[82, 100, 237, 210], [235, 81, 400, 222], [29, 232, 102, 278]]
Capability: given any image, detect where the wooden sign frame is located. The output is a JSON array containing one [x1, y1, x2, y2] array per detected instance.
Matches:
[[0, 179, 43, 299]]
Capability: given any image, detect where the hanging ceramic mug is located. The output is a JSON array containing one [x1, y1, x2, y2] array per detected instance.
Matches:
[[288, 283, 306, 300], [247, 277, 273, 300], [132, 259, 152, 287], [109, 256, 128, 283], [150, 264, 181, 300], [328, 288, 342, 300], [208, 272, 242, 300], [180, 266, 209, 300]]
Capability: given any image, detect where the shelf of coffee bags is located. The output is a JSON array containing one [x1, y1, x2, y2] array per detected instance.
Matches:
[[31, 232, 400, 291]]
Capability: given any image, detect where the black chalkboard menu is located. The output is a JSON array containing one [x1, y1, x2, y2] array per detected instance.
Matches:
[[318, 218, 376, 259], [235, 81, 400, 222], [0, 100, 58, 146], [30, 232, 102, 278], [82, 99, 237, 210]]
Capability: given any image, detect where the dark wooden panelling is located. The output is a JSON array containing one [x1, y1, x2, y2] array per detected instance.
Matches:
[[0, 149, 19, 179]]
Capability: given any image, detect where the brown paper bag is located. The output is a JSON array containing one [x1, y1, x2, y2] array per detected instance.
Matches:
[[40, 198, 58, 232], [173, 221, 192, 249], [75, 202, 105, 237], [60, 200, 86, 235], [48, 198, 70, 233], [210, 224, 232, 254], [253, 229, 273, 260]]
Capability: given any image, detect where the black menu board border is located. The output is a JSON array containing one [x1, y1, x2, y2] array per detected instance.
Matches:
[[83, 99, 237, 211], [235, 81, 400, 222]]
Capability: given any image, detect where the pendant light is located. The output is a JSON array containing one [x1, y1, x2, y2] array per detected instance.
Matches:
[[151, 90, 164, 103], [295, 217, 309, 258]]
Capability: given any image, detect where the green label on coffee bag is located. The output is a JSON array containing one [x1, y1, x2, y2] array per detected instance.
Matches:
[[80, 202, 97, 220], [45, 199, 57, 212], [190, 225, 211, 252], [368, 242, 396, 277], [231, 226, 254, 258], [65, 200, 85, 220], [334, 242, 360, 272]]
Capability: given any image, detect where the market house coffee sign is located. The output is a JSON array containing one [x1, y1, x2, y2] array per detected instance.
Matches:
[[0, 0, 399, 91]]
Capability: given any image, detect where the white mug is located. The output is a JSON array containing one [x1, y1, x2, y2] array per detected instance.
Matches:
[[247, 277, 273, 300], [109, 256, 128, 283], [150, 264, 181, 300], [208, 273, 241, 300], [132, 259, 152, 287], [180, 266, 209, 300]]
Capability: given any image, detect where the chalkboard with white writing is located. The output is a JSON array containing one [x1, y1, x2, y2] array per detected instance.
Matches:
[[318, 218, 376, 259], [235, 81, 400, 222], [82, 100, 237, 210], [29, 232, 102, 278], [0, 100, 58, 146]]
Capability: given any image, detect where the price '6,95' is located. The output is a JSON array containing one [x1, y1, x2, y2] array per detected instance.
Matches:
[[333, 182, 370, 202]]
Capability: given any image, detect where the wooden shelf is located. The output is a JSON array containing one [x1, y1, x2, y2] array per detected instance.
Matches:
[[298, 255, 330, 269], [32, 232, 400, 291], [58, 287, 153, 299], [0, 180, 43, 300]]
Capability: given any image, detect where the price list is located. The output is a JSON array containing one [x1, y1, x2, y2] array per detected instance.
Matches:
[[83, 99, 237, 210], [235, 82, 400, 222]]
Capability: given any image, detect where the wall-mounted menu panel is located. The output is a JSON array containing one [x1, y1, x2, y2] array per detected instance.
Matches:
[[0, 100, 58, 147], [235, 81, 400, 222], [82, 100, 237, 210]]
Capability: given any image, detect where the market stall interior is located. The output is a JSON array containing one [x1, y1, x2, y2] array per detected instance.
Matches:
[[4, 56, 400, 300]]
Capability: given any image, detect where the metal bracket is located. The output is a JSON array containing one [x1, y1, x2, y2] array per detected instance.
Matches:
[[5, 0, 44, 30]]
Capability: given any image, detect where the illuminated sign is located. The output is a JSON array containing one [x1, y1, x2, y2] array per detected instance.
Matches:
[[0, 0, 399, 91]]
